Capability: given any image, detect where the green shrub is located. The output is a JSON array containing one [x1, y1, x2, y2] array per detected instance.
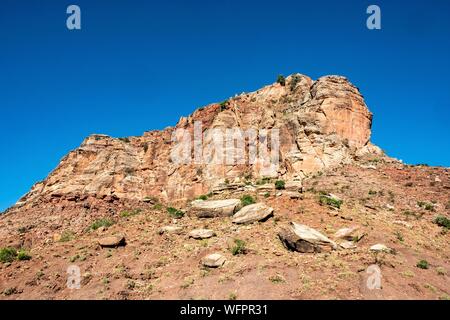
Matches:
[[276, 75, 286, 86], [197, 194, 208, 200], [0, 248, 17, 263], [417, 201, 435, 211], [240, 195, 256, 207], [416, 260, 429, 269], [153, 203, 163, 210], [17, 249, 31, 261], [319, 195, 343, 209], [167, 207, 184, 219], [120, 209, 142, 218], [275, 180, 285, 190], [230, 239, 246, 255], [219, 100, 228, 111], [368, 190, 377, 195], [90, 218, 114, 230], [264, 192, 270, 198], [60, 230, 75, 242], [434, 216, 450, 229]]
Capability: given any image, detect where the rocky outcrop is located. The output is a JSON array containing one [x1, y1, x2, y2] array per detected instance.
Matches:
[[190, 199, 241, 218], [232, 203, 274, 224], [11, 74, 379, 210]]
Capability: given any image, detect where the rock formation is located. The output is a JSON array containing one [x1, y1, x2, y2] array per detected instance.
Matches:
[[10, 74, 382, 211]]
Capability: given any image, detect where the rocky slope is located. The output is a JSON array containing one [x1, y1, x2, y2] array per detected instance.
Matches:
[[0, 74, 448, 300]]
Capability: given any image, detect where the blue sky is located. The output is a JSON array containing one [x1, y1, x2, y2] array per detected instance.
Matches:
[[1, 0, 449, 211]]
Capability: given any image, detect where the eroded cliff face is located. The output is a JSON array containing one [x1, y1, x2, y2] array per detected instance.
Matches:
[[14, 74, 381, 208]]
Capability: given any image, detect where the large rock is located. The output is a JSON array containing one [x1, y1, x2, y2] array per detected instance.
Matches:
[[278, 222, 337, 253], [232, 203, 274, 224], [12, 74, 378, 210], [334, 226, 359, 240], [189, 229, 216, 239], [98, 234, 126, 248], [190, 199, 241, 218], [201, 253, 226, 268], [159, 225, 183, 235]]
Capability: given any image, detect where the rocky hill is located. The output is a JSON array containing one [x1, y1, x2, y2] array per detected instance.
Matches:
[[0, 74, 449, 300]]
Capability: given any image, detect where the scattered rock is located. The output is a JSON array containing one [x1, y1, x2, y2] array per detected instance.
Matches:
[[201, 253, 226, 268], [188, 229, 216, 239], [369, 244, 392, 253], [283, 191, 302, 199], [190, 199, 241, 218], [334, 226, 359, 240], [278, 222, 338, 253], [232, 203, 274, 224], [434, 176, 441, 183], [98, 234, 126, 248], [393, 220, 412, 228], [159, 225, 183, 235], [340, 241, 357, 249], [284, 181, 303, 192]]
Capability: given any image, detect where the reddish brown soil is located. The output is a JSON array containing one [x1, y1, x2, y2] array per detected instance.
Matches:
[[0, 162, 449, 300]]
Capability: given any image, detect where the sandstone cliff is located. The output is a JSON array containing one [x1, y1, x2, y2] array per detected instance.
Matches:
[[13, 74, 382, 209]]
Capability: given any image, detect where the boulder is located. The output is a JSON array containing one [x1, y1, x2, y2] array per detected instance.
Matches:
[[159, 225, 183, 235], [334, 226, 359, 240], [190, 199, 241, 218], [189, 229, 216, 239], [232, 203, 274, 224], [369, 244, 392, 253], [278, 222, 338, 253], [98, 234, 126, 248], [340, 241, 357, 249], [284, 181, 303, 192], [201, 253, 226, 268]]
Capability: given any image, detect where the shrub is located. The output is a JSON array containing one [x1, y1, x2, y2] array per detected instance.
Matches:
[[120, 209, 142, 218], [230, 239, 246, 255], [60, 230, 75, 242], [0, 248, 17, 263], [219, 100, 228, 111], [276, 75, 286, 86], [417, 201, 435, 211], [90, 218, 114, 230], [368, 190, 377, 195], [167, 207, 184, 219], [17, 249, 31, 261], [264, 192, 270, 198], [153, 203, 163, 210], [416, 260, 429, 269], [275, 180, 285, 190], [240, 195, 256, 207], [290, 74, 301, 91], [434, 216, 450, 229], [197, 194, 208, 200], [319, 195, 343, 209]]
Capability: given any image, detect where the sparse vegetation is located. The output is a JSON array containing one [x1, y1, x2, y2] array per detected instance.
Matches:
[[60, 230, 75, 242], [120, 209, 142, 218], [167, 207, 184, 219], [417, 201, 435, 211], [276, 75, 286, 86], [240, 195, 256, 207], [197, 194, 209, 200], [275, 180, 285, 190], [434, 215, 450, 229], [90, 218, 114, 230], [368, 190, 377, 195], [219, 100, 228, 111], [269, 274, 286, 283], [230, 239, 246, 255], [319, 195, 343, 209], [17, 249, 31, 261], [0, 248, 17, 263], [416, 260, 429, 269], [264, 192, 270, 198], [395, 231, 404, 242]]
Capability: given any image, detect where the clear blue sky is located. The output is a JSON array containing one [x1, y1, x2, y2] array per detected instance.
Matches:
[[1, 0, 449, 211]]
